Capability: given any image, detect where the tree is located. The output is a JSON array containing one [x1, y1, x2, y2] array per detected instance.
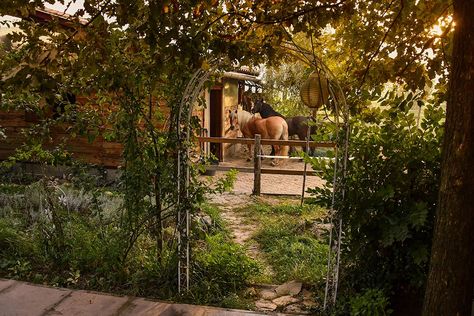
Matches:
[[422, 0, 474, 314], [1, 0, 468, 311]]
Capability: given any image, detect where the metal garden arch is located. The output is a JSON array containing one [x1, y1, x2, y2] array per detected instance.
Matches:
[[175, 47, 350, 310]]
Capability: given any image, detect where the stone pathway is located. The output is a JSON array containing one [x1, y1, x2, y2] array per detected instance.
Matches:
[[249, 281, 318, 314], [0, 279, 280, 316]]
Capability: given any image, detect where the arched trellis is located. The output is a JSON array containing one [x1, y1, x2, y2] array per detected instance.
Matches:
[[176, 67, 213, 292], [176, 47, 350, 310], [278, 43, 351, 310]]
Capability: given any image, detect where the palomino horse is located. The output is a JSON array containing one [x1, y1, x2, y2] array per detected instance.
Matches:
[[228, 109, 289, 166]]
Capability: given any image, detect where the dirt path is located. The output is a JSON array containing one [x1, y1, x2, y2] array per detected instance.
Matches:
[[208, 193, 316, 314], [208, 193, 255, 245], [208, 193, 276, 258]]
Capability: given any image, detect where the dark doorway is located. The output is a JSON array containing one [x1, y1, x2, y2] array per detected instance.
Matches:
[[209, 88, 223, 161]]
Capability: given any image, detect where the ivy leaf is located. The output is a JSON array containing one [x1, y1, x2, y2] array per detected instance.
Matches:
[[408, 201, 428, 229], [409, 243, 429, 266]]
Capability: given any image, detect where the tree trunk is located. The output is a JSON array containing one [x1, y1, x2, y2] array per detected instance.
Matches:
[[422, 1, 474, 315]]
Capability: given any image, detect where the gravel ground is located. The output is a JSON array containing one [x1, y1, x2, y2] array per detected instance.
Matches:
[[210, 154, 324, 196]]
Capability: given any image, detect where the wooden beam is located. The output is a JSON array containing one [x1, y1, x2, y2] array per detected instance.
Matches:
[[203, 165, 319, 176], [197, 136, 335, 148]]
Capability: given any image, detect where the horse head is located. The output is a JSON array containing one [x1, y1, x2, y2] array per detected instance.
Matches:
[[251, 98, 264, 114], [227, 109, 239, 131]]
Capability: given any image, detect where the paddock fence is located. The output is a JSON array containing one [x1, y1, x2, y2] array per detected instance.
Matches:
[[197, 135, 336, 195]]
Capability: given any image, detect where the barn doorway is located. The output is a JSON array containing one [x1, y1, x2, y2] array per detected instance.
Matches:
[[209, 88, 223, 161]]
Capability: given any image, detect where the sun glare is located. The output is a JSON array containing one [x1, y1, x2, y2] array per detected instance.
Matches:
[[428, 15, 454, 37]]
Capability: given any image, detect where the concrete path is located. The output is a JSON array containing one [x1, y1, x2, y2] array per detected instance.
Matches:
[[0, 279, 285, 316]]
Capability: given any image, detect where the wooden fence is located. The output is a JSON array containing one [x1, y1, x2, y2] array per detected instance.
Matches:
[[197, 136, 336, 195]]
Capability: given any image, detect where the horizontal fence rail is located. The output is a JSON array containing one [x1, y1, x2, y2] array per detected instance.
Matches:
[[205, 165, 320, 176], [197, 136, 336, 148], [198, 135, 334, 195]]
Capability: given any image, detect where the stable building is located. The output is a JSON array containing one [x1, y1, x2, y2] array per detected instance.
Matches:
[[198, 68, 261, 162]]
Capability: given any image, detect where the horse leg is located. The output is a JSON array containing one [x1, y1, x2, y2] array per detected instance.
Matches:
[[287, 135, 296, 155], [247, 144, 252, 162], [271, 145, 280, 166], [270, 145, 276, 156], [298, 132, 308, 154]]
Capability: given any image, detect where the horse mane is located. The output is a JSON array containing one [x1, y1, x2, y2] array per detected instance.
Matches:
[[237, 109, 254, 128], [257, 100, 284, 118]]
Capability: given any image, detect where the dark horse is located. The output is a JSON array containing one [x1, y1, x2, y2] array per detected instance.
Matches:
[[251, 99, 316, 154]]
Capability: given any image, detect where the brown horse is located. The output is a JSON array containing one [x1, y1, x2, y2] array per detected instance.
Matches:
[[251, 99, 317, 155], [228, 109, 289, 166]]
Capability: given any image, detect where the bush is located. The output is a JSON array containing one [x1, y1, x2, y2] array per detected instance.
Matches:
[[191, 233, 260, 304], [310, 91, 444, 311], [350, 289, 393, 316], [0, 218, 36, 259]]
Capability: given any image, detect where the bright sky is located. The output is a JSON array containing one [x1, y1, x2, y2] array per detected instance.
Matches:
[[48, 0, 85, 15], [0, 0, 86, 24]]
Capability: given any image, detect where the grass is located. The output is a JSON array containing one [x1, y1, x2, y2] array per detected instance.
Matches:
[[255, 219, 328, 284], [0, 181, 261, 308], [0, 179, 328, 310], [236, 199, 329, 285]]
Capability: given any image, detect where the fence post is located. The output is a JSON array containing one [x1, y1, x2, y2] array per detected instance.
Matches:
[[253, 134, 261, 196]]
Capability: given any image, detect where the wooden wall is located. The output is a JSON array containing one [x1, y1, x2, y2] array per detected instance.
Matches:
[[0, 109, 124, 168], [0, 96, 203, 168]]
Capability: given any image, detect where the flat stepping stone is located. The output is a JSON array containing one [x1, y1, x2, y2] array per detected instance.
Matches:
[[272, 295, 300, 307], [49, 290, 129, 315], [0, 281, 71, 316], [275, 281, 302, 296], [255, 299, 277, 311], [284, 303, 312, 314], [0, 279, 16, 292], [0, 279, 272, 316], [259, 289, 278, 300], [302, 299, 318, 309]]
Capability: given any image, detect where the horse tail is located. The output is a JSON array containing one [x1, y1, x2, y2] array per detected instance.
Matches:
[[280, 120, 289, 157]]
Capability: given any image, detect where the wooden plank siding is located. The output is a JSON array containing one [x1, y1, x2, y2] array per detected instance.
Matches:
[[0, 109, 124, 167], [0, 96, 170, 168]]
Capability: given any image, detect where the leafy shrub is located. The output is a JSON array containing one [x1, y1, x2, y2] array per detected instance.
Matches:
[[310, 91, 444, 309], [192, 233, 260, 303], [0, 218, 35, 258], [197, 203, 226, 234], [350, 289, 393, 316]]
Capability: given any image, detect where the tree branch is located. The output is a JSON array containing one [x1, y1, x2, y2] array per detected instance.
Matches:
[[192, 12, 230, 40], [396, 19, 453, 78], [38, 0, 112, 65], [231, 1, 346, 25], [358, 0, 404, 90]]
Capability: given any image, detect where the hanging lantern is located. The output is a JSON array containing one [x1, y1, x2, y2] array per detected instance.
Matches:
[[300, 71, 330, 109]]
